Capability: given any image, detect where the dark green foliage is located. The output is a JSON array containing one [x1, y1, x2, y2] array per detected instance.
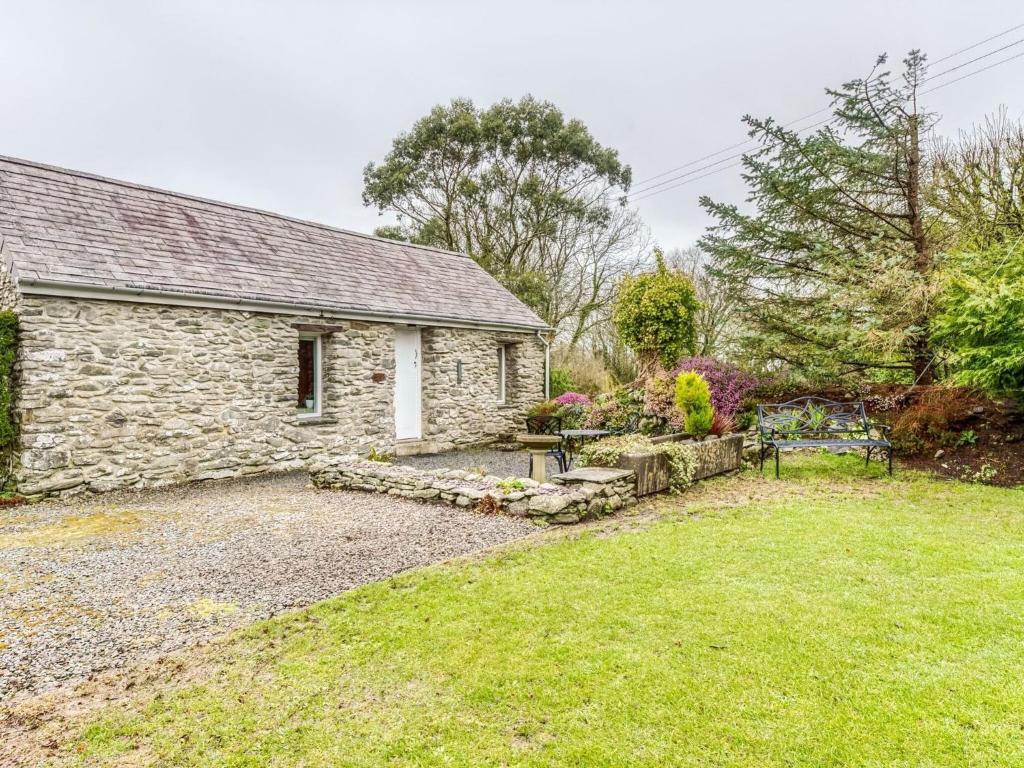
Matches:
[[932, 245, 1024, 395], [549, 367, 575, 399], [612, 250, 699, 370], [701, 52, 937, 381], [0, 311, 17, 486], [584, 387, 645, 432], [372, 225, 409, 242], [362, 96, 632, 321]]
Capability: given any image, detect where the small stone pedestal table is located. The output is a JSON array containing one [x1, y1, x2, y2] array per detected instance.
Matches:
[[516, 434, 564, 483]]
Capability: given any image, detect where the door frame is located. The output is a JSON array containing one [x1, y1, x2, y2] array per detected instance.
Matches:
[[394, 326, 422, 440]]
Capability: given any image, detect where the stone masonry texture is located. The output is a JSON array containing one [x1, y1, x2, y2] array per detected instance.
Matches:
[[311, 457, 637, 525], [10, 295, 545, 497]]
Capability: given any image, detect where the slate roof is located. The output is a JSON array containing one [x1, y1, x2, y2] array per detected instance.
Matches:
[[0, 156, 548, 330]]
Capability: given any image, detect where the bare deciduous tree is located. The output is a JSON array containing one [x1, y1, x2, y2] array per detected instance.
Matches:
[[930, 107, 1024, 251]]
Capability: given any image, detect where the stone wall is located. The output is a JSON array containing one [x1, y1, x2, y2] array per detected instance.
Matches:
[[12, 294, 544, 497], [421, 327, 545, 450], [614, 433, 746, 496], [687, 433, 745, 481], [311, 457, 637, 525]]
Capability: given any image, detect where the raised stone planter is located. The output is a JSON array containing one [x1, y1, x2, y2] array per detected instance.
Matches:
[[616, 433, 745, 496], [310, 456, 636, 525]]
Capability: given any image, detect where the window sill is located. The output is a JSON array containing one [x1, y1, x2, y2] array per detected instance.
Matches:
[[497, 404, 518, 410], [295, 415, 338, 427]]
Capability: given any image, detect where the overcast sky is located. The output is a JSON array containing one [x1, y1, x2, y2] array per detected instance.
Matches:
[[2, 0, 1022, 252]]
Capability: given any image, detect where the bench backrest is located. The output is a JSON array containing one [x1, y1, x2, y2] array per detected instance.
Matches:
[[756, 397, 869, 437]]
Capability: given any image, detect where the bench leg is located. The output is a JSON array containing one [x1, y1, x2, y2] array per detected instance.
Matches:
[[865, 446, 872, 468], [888, 448, 893, 476], [775, 446, 780, 479]]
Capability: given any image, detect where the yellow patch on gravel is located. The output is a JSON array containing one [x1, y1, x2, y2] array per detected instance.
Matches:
[[0, 510, 143, 549], [189, 599, 241, 618]]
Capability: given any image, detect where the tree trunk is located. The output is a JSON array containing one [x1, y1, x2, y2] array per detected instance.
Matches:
[[907, 112, 935, 385], [907, 114, 931, 275], [911, 336, 935, 384]]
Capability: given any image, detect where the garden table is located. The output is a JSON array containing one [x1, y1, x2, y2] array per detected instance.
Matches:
[[558, 429, 611, 470]]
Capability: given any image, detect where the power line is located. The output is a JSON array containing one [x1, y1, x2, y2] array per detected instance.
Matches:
[[629, 108, 830, 190], [630, 116, 833, 197], [925, 37, 1024, 80], [630, 115, 837, 202], [630, 33, 1024, 203], [922, 49, 1024, 95], [629, 162, 746, 202], [628, 21, 1024, 197], [929, 21, 1024, 64]]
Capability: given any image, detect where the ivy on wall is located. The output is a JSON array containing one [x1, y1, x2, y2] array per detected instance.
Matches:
[[577, 434, 698, 493], [0, 311, 18, 489]]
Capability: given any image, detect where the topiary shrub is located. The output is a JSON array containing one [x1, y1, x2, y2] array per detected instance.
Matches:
[[0, 311, 17, 489], [612, 249, 699, 371], [674, 371, 714, 437]]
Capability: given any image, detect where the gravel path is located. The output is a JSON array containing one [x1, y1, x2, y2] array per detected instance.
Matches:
[[396, 448, 561, 478], [0, 472, 536, 700]]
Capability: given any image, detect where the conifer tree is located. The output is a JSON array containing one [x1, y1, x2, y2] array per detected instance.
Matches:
[[701, 52, 939, 381]]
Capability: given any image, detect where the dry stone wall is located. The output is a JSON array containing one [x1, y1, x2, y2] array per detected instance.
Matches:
[[311, 457, 637, 525], [12, 295, 544, 497]]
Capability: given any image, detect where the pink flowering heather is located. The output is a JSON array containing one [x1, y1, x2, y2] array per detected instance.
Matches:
[[670, 356, 758, 419], [554, 391, 592, 407], [584, 394, 623, 430]]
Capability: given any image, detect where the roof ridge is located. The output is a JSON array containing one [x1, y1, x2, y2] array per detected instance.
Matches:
[[0, 154, 472, 261]]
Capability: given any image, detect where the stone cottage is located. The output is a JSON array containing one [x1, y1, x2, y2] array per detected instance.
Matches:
[[0, 156, 549, 497]]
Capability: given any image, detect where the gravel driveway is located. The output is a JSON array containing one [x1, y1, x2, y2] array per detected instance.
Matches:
[[0, 472, 536, 700]]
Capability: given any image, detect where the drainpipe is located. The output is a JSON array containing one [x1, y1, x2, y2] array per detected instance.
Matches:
[[536, 329, 551, 399]]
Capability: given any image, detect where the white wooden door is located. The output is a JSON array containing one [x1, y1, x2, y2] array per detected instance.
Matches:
[[394, 327, 422, 440]]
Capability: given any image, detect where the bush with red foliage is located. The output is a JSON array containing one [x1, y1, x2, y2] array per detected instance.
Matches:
[[710, 410, 736, 436]]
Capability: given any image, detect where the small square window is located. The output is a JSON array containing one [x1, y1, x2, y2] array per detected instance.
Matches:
[[297, 335, 322, 417]]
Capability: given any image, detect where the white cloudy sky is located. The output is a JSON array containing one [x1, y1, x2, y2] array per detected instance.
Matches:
[[2, 0, 1022, 251]]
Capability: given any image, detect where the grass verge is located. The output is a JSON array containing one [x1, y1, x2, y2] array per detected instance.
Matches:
[[38, 455, 1024, 766]]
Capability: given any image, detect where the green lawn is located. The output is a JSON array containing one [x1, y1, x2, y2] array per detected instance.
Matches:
[[65, 456, 1024, 767]]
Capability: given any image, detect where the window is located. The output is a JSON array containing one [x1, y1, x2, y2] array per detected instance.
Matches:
[[297, 335, 322, 417], [496, 345, 507, 404]]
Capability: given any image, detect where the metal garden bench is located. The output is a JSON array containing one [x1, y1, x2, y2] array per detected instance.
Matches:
[[756, 396, 893, 478]]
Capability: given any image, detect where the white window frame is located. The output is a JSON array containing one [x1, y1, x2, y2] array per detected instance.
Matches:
[[297, 334, 323, 419], [497, 345, 507, 404]]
